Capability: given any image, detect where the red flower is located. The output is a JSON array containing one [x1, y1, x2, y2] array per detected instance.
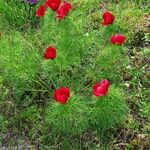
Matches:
[[45, 0, 61, 11], [93, 80, 109, 97], [111, 34, 126, 45], [54, 87, 70, 104], [36, 5, 46, 17], [101, 11, 115, 26], [56, 1, 72, 20], [44, 46, 56, 60]]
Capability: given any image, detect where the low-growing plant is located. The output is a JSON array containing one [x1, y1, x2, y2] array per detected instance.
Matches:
[[45, 93, 89, 134], [0, 0, 135, 147], [0, 31, 40, 98], [0, 0, 42, 28], [37, 0, 128, 135], [90, 86, 128, 131]]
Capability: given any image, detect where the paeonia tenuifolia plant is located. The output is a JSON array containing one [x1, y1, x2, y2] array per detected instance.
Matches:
[[37, 0, 128, 134], [0, 0, 39, 28]]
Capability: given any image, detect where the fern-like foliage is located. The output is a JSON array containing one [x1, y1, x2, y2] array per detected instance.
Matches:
[[90, 86, 128, 131], [45, 94, 89, 134], [0, 31, 40, 97]]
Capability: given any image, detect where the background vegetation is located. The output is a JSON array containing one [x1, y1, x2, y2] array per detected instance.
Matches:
[[0, 0, 149, 149]]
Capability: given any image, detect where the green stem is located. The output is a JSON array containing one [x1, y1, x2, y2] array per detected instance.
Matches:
[[35, 76, 53, 92]]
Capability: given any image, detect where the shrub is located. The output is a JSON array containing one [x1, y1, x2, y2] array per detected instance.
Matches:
[[0, 0, 41, 28], [45, 85, 128, 134], [45, 93, 89, 134], [90, 86, 128, 131], [0, 0, 130, 141], [39, 0, 128, 135], [0, 31, 40, 98]]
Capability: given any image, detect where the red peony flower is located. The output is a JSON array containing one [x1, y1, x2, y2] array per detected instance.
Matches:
[[45, 0, 61, 11], [56, 1, 72, 20], [93, 80, 109, 97], [36, 5, 46, 17], [44, 46, 56, 60], [54, 87, 70, 104], [101, 11, 115, 26], [111, 34, 126, 45]]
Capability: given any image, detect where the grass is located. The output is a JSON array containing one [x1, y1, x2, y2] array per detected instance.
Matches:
[[0, 0, 150, 149]]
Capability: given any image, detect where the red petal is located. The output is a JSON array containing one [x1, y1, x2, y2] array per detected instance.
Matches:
[[36, 5, 46, 17], [56, 1, 72, 20], [45, 0, 61, 11], [93, 80, 109, 97], [111, 34, 125, 45], [101, 11, 115, 26], [44, 46, 56, 59], [54, 87, 70, 104]]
